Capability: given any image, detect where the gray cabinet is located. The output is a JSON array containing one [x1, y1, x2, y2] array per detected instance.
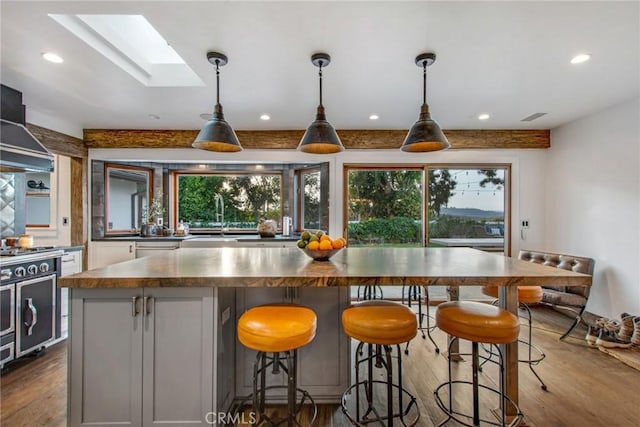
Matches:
[[235, 287, 350, 403], [69, 288, 214, 427]]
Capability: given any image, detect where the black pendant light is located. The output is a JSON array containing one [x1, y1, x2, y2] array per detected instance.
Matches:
[[297, 53, 345, 154], [401, 52, 450, 152], [193, 51, 242, 152]]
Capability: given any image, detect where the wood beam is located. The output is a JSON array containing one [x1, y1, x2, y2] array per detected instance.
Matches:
[[70, 157, 88, 269], [84, 129, 550, 150], [27, 123, 87, 158]]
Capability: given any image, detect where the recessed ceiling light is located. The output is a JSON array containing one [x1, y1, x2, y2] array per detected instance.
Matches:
[[478, 113, 490, 120], [570, 53, 591, 64], [260, 114, 270, 121], [148, 114, 160, 120], [42, 52, 64, 63], [369, 114, 379, 120]]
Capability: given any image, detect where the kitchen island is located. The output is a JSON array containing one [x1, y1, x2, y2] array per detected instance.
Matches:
[[61, 247, 592, 427]]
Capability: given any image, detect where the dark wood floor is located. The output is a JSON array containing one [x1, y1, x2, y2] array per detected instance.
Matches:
[[2, 305, 639, 426]]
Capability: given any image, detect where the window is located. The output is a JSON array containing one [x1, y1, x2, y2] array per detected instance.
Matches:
[[174, 173, 282, 232], [104, 164, 153, 234], [426, 166, 508, 255], [345, 166, 424, 247], [300, 168, 321, 230]]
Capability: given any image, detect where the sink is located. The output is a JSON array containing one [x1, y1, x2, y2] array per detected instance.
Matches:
[[181, 237, 238, 248]]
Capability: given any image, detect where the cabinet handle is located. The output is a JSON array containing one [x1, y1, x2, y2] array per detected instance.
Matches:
[[129, 245, 133, 253], [24, 298, 38, 336], [143, 296, 152, 315], [132, 296, 140, 317]]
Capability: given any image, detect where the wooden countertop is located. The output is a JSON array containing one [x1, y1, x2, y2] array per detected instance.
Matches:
[[59, 247, 592, 289]]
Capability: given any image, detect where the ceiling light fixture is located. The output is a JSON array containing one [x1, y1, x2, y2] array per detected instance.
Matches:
[[401, 52, 450, 152], [42, 52, 64, 63], [297, 53, 344, 154], [570, 53, 591, 64], [260, 114, 271, 121], [192, 51, 242, 152], [369, 114, 379, 120], [478, 113, 490, 120]]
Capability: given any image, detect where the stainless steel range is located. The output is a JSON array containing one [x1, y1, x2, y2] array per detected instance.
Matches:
[[0, 248, 63, 368]]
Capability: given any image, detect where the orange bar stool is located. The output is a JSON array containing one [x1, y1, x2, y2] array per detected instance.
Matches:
[[481, 285, 547, 390], [434, 301, 523, 427], [341, 300, 420, 426], [237, 304, 318, 426]]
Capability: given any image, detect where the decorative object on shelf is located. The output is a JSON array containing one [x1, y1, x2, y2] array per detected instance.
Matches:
[[27, 180, 49, 190], [297, 53, 345, 154], [141, 192, 166, 236], [192, 51, 242, 152], [257, 218, 277, 238], [401, 52, 450, 152]]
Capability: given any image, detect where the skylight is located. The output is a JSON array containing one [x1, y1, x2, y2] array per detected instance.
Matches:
[[49, 14, 203, 87]]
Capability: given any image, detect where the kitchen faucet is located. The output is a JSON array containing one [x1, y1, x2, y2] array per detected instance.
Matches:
[[214, 193, 225, 236]]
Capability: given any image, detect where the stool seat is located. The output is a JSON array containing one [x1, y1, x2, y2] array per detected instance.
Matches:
[[342, 300, 417, 345], [238, 304, 317, 353], [481, 285, 543, 305], [436, 301, 520, 344]]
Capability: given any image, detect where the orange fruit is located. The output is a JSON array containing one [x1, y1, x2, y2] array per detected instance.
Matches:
[[320, 234, 332, 242], [307, 241, 320, 250], [331, 239, 344, 249], [319, 240, 333, 250]]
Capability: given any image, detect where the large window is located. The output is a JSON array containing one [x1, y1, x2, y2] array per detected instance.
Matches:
[[174, 173, 282, 232], [426, 166, 508, 255], [346, 167, 423, 247]]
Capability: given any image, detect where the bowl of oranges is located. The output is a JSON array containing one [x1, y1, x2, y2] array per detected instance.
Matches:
[[297, 230, 346, 261]]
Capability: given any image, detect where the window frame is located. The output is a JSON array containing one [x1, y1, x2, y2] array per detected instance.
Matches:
[[104, 163, 153, 236]]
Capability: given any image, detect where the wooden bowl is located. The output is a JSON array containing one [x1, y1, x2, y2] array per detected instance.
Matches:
[[300, 247, 343, 261]]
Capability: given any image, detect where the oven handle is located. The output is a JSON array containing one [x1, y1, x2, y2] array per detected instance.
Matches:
[[23, 298, 38, 336]]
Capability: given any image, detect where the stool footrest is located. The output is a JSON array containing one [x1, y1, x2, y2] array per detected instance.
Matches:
[[234, 386, 317, 427], [342, 380, 420, 426], [434, 380, 522, 427]]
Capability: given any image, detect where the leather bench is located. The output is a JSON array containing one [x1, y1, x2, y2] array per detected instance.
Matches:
[[518, 250, 595, 340]]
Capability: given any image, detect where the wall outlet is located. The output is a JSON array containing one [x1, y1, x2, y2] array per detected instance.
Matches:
[[62, 217, 69, 226], [521, 219, 530, 228]]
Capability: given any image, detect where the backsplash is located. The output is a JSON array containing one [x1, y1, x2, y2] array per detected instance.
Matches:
[[0, 172, 26, 238]]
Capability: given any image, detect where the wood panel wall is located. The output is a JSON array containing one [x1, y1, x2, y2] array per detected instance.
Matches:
[[84, 129, 550, 150]]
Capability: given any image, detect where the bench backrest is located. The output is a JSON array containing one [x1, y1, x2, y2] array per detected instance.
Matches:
[[518, 250, 595, 297]]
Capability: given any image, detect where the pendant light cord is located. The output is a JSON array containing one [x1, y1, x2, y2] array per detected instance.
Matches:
[[422, 60, 427, 105], [215, 59, 221, 105], [318, 61, 324, 107]]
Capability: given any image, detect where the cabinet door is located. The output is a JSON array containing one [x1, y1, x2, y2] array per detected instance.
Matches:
[[235, 288, 287, 397], [142, 288, 214, 427], [296, 287, 351, 402], [69, 288, 143, 427], [89, 242, 135, 269]]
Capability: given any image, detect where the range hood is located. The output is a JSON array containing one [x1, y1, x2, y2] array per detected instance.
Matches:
[[0, 85, 54, 172]]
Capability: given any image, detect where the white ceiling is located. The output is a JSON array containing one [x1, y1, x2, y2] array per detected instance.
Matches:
[[1, 1, 638, 135]]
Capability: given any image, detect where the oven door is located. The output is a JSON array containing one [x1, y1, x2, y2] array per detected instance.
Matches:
[[0, 283, 15, 336], [16, 274, 56, 358]]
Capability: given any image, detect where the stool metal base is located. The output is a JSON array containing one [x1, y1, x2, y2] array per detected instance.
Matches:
[[342, 342, 420, 427], [237, 350, 317, 427], [402, 285, 440, 354], [435, 340, 523, 427]]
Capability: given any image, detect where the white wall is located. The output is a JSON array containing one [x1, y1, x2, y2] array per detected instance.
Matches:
[[545, 97, 640, 318]]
